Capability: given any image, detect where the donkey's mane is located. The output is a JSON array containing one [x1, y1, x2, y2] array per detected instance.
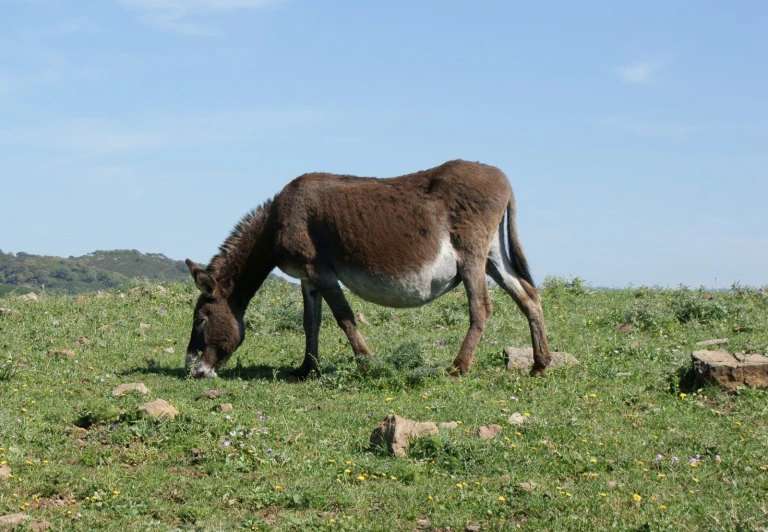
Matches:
[[207, 198, 274, 285]]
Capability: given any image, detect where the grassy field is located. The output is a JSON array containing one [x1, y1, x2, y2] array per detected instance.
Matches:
[[1, 278, 767, 531]]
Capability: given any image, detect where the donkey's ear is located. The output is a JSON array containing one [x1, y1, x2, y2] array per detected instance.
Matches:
[[186, 259, 218, 296]]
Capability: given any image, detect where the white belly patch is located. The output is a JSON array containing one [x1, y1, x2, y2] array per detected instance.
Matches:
[[336, 238, 460, 308]]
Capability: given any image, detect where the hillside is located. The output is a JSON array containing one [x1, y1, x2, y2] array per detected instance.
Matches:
[[0, 249, 190, 295]]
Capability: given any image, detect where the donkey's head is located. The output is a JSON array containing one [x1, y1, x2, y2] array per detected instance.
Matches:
[[184, 259, 244, 378]]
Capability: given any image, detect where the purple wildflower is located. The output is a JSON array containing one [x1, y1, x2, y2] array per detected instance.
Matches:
[[222, 440, 231, 448], [655, 454, 663, 461], [436, 340, 445, 346], [671, 456, 679, 462]]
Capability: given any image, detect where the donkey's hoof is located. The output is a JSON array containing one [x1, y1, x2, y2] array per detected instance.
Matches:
[[446, 365, 467, 378], [288, 367, 317, 382], [529, 366, 548, 378]]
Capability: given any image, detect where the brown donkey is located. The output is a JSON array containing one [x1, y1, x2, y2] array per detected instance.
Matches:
[[184, 160, 551, 379]]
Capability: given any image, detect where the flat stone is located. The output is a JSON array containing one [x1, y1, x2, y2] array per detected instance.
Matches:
[[46, 349, 76, 358], [616, 321, 634, 334], [75, 336, 90, 346], [695, 338, 729, 347], [504, 347, 579, 371], [438, 421, 458, 430], [196, 389, 227, 400], [138, 399, 179, 421], [478, 424, 503, 440], [217, 403, 234, 412], [507, 413, 530, 426], [138, 323, 151, 331], [0, 465, 11, 478], [369, 414, 438, 458], [112, 383, 150, 396], [18, 293, 39, 301], [162, 347, 175, 354], [0, 308, 20, 317], [692, 350, 768, 391], [0, 514, 50, 531], [516, 482, 539, 492]]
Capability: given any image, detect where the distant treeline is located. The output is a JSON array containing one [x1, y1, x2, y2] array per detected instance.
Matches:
[[0, 249, 190, 295]]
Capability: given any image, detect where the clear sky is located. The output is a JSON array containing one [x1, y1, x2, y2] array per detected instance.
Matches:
[[1, 0, 766, 288]]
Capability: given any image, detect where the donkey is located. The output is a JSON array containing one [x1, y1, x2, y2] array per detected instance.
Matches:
[[184, 159, 551, 380]]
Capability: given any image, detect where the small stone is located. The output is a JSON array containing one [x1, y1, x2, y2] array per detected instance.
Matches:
[[504, 347, 579, 371], [369, 414, 438, 458], [508, 413, 529, 426], [98, 324, 111, 332], [466, 526, 481, 532], [112, 383, 150, 396], [692, 350, 768, 390], [357, 313, 371, 326], [19, 292, 39, 301], [695, 338, 729, 347], [516, 482, 538, 492], [477, 424, 503, 440], [138, 323, 151, 331], [0, 308, 20, 317], [196, 389, 227, 400], [607, 481, 617, 491], [616, 372, 633, 377], [438, 421, 458, 430], [138, 399, 179, 421], [0, 514, 50, 531], [217, 403, 234, 412], [0, 465, 11, 478], [162, 347, 175, 354], [46, 349, 76, 358], [616, 321, 634, 334], [75, 336, 90, 346], [416, 518, 430, 529]]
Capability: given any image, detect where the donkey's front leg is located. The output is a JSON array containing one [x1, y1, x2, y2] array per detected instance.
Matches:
[[316, 282, 372, 371], [290, 281, 323, 380]]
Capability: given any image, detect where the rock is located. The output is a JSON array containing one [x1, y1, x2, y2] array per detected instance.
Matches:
[[438, 421, 458, 430], [96, 291, 111, 299], [357, 313, 371, 326], [196, 389, 227, 400], [75, 336, 91, 346], [0, 514, 50, 531], [504, 347, 579, 371], [138, 323, 151, 331], [0, 308, 20, 317], [217, 403, 234, 412], [18, 292, 39, 301], [695, 338, 729, 347], [416, 519, 430, 529], [507, 413, 530, 426], [607, 481, 617, 491], [112, 383, 150, 396], [162, 347, 175, 354], [138, 399, 179, 421], [466, 526, 481, 532], [0, 465, 11, 478], [516, 482, 538, 492], [616, 372, 633, 377], [692, 350, 768, 390], [616, 321, 634, 334], [477, 424, 503, 440], [46, 349, 76, 358], [369, 414, 438, 457]]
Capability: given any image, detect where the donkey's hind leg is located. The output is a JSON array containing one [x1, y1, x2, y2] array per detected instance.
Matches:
[[290, 281, 323, 380], [486, 229, 551, 376], [448, 261, 493, 376]]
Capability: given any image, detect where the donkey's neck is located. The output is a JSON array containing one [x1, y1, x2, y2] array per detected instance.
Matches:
[[208, 199, 277, 312]]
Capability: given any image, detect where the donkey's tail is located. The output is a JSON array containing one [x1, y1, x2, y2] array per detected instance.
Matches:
[[506, 198, 535, 288]]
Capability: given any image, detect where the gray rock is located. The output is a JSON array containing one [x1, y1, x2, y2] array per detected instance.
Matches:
[[695, 338, 729, 347], [438, 421, 458, 430], [0, 514, 50, 531], [217, 403, 234, 412], [504, 347, 579, 371], [112, 383, 150, 396], [508, 413, 530, 426], [0, 308, 20, 317], [0, 465, 11, 478], [18, 292, 39, 301]]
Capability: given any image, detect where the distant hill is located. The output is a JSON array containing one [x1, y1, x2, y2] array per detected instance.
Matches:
[[0, 249, 190, 295]]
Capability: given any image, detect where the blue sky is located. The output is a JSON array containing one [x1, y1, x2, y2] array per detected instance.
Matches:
[[1, 0, 766, 288]]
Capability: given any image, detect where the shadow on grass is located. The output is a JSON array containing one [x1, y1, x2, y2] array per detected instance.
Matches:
[[120, 359, 297, 382]]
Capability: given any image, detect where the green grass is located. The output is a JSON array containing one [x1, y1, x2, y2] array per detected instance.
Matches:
[[1, 279, 767, 530]]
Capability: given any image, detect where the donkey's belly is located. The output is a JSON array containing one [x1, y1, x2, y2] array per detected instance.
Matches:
[[336, 239, 461, 308]]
